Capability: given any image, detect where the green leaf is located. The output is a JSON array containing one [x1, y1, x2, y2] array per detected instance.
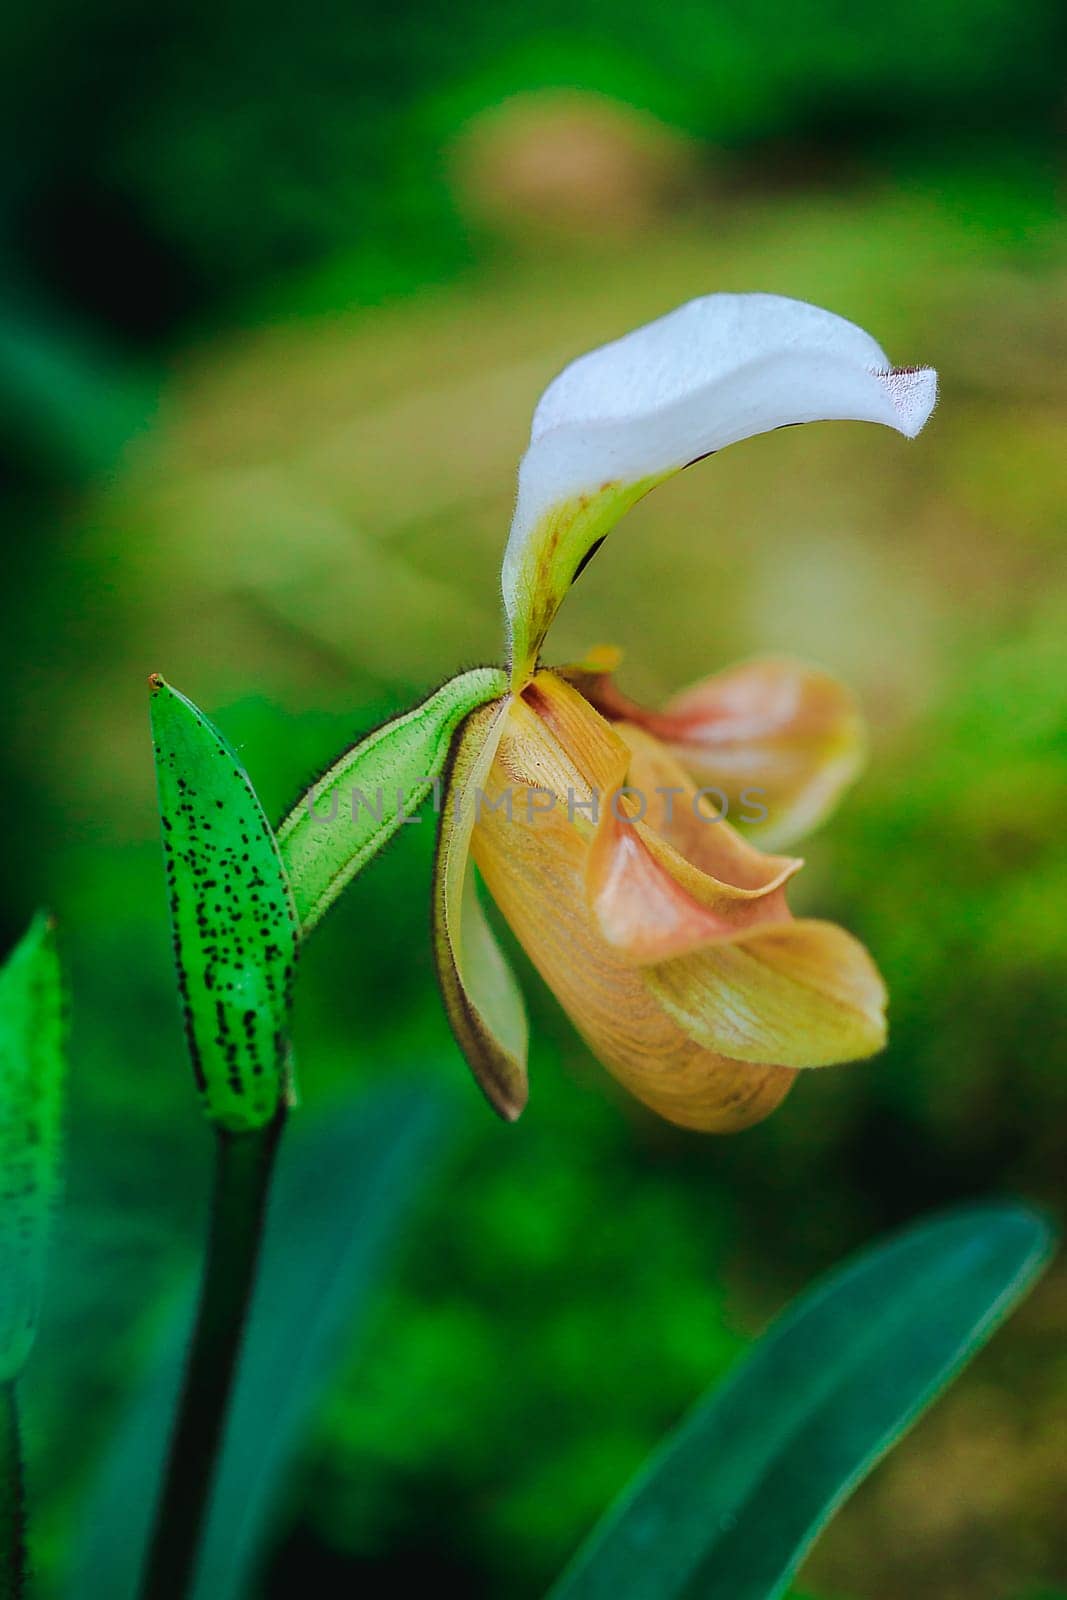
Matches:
[[0, 913, 65, 1383], [65, 1082, 449, 1600], [277, 666, 507, 932], [549, 1205, 1055, 1600], [0, 283, 155, 479], [150, 676, 299, 1133]]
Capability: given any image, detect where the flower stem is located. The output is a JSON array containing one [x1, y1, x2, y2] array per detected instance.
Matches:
[[0, 1385, 25, 1600], [139, 1113, 284, 1600]]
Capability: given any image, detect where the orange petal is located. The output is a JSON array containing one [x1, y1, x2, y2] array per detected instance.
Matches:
[[585, 657, 866, 849], [586, 723, 802, 963], [587, 809, 798, 965], [432, 698, 529, 1120], [516, 669, 631, 800], [646, 918, 887, 1068], [616, 723, 803, 886], [472, 699, 795, 1132]]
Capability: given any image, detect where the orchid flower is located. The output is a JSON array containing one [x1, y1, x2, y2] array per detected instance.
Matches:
[[282, 293, 936, 1132]]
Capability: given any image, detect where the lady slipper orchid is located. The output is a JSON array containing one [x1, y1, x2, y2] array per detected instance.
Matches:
[[431, 293, 938, 1131]]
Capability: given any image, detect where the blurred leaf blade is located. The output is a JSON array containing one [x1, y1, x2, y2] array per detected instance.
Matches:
[[66, 1081, 450, 1600], [277, 666, 507, 932], [150, 676, 299, 1133], [0, 282, 156, 479], [0, 912, 65, 1383], [549, 1205, 1055, 1600]]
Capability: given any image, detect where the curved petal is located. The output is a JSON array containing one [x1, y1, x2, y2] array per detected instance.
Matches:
[[472, 698, 795, 1131], [587, 727, 802, 964], [585, 657, 867, 849], [614, 722, 802, 887], [432, 698, 529, 1120], [521, 668, 632, 794], [503, 294, 937, 680], [490, 669, 631, 817], [587, 812, 798, 966], [646, 918, 887, 1069]]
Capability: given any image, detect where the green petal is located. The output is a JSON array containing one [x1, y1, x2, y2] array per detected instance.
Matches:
[[150, 677, 298, 1134], [506, 476, 665, 685], [0, 913, 65, 1382], [278, 667, 507, 932]]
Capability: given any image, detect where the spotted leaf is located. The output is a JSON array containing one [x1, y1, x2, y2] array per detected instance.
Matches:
[[150, 677, 298, 1134]]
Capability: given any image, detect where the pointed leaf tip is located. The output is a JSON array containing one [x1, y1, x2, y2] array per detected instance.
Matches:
[[151, 683, 298, 1133], [549, 1204, 1053, 1600]]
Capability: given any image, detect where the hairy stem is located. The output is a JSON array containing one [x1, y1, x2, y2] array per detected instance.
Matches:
[[139, 1114, 284, 1600]]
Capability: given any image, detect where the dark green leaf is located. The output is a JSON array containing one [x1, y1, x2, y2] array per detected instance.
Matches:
[[0, 913, 65, 1382], [277, 666, 506, 932], [550, 1205, 1054, 1600], [150, 676, 299, 1133], [0, 286, 155, 479], [65, 1082, 449, 1600]]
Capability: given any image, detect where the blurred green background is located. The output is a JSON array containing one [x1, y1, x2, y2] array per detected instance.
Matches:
[[2, 0, 1066, 1594]]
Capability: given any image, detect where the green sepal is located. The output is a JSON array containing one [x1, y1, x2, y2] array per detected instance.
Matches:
[[506, 476, 666, 687], [0, 912, 65, 1383], [277, 667, 507, 932], [150, 677, 299, 1134]]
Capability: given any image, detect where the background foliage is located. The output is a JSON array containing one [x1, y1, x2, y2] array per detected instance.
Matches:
[[1, 0, 1065, 1594]]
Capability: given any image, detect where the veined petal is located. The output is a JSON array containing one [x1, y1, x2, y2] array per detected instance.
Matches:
[[472, 698, 795, 1131], [646, 918, 887, 1069], [485, 670, 631, 835], [503, 294, 937, 680], [586, 657, 867, 849], [515, 669, 631, 800], [586, 723, 801, 964], [613, 722, 802, 888], [587, 809, 798, 965], [432, 699, 529, 1120]]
